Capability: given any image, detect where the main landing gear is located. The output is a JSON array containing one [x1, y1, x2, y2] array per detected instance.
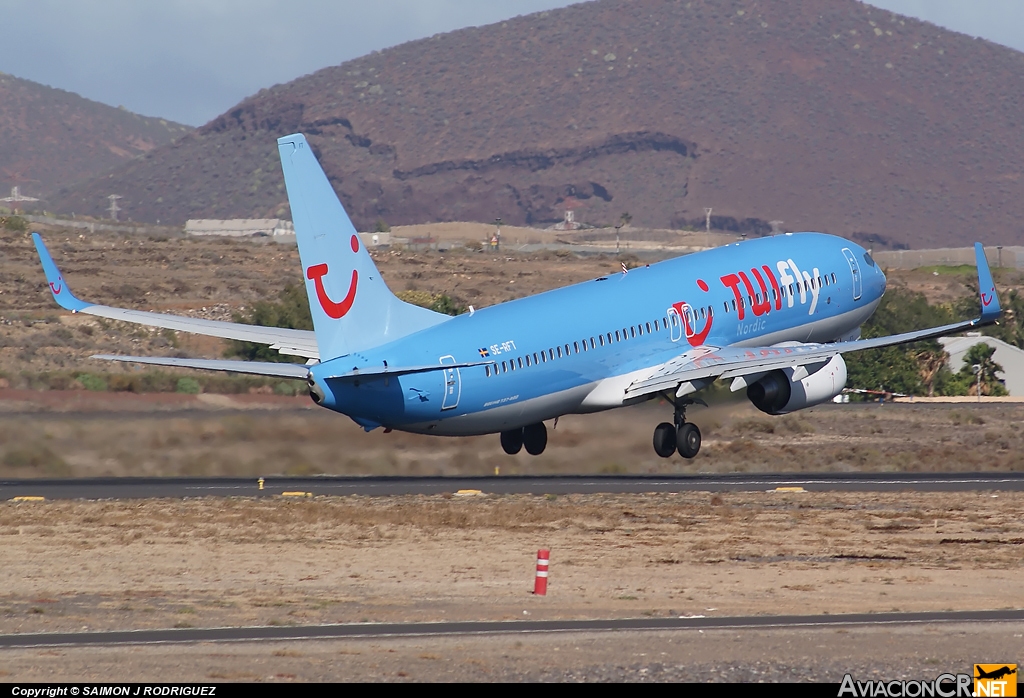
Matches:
[[500, 422, 547, 456], [653, 397, 705, 459]]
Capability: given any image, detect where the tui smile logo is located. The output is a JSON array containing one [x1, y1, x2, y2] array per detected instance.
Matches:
[[306, 234, 360, 319], [49, 277, 63, 295]]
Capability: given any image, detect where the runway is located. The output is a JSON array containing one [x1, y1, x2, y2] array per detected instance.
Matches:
[[2, 472, 1023, 501], [1, 609, 1021, 649]]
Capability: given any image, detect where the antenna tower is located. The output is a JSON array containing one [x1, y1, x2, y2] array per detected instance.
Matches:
[[107, 195, 122, 221]]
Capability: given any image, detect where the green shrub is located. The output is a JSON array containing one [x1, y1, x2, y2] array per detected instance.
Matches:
[[77, 373, 109, 391], [0, 215, 27, 232], [175, 377, 202, 394]]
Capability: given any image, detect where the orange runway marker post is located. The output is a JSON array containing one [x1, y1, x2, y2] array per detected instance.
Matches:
[[534, 549, 550, 596]]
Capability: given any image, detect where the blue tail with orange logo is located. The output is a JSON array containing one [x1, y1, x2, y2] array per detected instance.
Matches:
[[278, 134, 450, 360]]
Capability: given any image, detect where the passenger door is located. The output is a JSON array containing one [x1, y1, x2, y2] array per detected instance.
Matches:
[[439, 355, 461, 411]]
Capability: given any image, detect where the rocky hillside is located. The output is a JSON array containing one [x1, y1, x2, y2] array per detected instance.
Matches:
[[0, 72, 190, 204], [48, 0, 1024, 248]]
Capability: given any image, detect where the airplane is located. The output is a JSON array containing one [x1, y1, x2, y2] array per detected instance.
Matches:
[[975, 666, 1017, 681], [31, 133, 1002, 459]]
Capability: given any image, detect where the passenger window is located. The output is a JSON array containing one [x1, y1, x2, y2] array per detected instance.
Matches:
[[485, 365, 490, 377], [581, 340, 587, 352], [502, 361, 507, 372], [540, 352, 547, 363], [708, 306, 714, 318], [517, 357, 523, 369], [599, 335, 605, 347], [590, 337, 596, 349], [645, 322, 651, 333], [565, 344, 570, 355], [556, 346, 562, 358], [525, 355, 531, 367], [573, 341, 579, 353], [831, 273, 837, 284], [615, 330, 621, 342], [534, 352, 539, 364], [630, 327, 636, 338]]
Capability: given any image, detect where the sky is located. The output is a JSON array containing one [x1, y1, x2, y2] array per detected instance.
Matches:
[[1, 0, 1022, 127]]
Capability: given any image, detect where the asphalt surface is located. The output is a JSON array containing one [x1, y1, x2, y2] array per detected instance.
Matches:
[[1, 610, 1021, 649], [2, 472, 1024, 501]]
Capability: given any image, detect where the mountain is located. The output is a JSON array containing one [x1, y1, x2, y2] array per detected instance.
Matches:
[[47, 0, 1024, 248], [0, 72, 190, 203]]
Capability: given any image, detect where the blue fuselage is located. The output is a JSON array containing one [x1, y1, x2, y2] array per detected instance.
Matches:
[[310, 233, 886, 435]]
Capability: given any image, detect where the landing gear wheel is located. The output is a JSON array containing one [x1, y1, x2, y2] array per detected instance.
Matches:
[[676, 422, 701, 459], [523, 422, 548, 455], [653, 422, 676, 458], [500, 428, 523, 455]]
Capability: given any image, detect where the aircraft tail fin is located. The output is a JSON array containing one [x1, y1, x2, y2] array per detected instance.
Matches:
[[975, 242, 1001, 323], [277, 133, 448, 360]]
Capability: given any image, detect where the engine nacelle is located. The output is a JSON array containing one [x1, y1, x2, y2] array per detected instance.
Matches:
[[746, 354, 847, 415]]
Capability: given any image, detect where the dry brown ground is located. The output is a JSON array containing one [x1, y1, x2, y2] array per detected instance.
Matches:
[[0, 491, 1021, 681], [3, 394, 1024, 478]]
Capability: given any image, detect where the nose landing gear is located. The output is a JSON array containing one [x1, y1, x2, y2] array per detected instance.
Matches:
[[652, 396, 705, 459]]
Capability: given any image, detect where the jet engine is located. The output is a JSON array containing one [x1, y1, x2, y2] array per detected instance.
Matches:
[[746, 354, 847, 415]]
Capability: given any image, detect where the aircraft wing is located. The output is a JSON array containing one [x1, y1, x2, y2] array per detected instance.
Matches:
[[33, 233, 319, 360], [626, 242, 1001, 400]]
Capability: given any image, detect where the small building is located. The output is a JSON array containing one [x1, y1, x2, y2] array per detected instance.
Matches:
[[185, 218, 294, 239], [939, 333, 1024, 396]]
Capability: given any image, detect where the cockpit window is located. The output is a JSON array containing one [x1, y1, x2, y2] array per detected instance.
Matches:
[[863, 251, 876, 268]]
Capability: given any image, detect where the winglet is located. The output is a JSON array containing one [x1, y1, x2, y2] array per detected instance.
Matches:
[[32, 233, 91, 312], [975, 242, 1001, 323]]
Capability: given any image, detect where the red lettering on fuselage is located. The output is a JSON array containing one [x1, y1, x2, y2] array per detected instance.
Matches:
[[720, 273, 746, 320], [762, 265, 783, 311]]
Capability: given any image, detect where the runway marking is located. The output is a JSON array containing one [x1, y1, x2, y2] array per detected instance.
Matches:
[[772, 487, 806, 492], [10, 496, 45, 501], [5, 473, 1024, 501], [281, 491, 312, 498], [1, 610, 1022, 649], [455, 489, 485, 496]]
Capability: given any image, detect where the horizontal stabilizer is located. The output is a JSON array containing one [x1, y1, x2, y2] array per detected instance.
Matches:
[[92, 355, 311, 379], [321, 361, 492, 381]]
